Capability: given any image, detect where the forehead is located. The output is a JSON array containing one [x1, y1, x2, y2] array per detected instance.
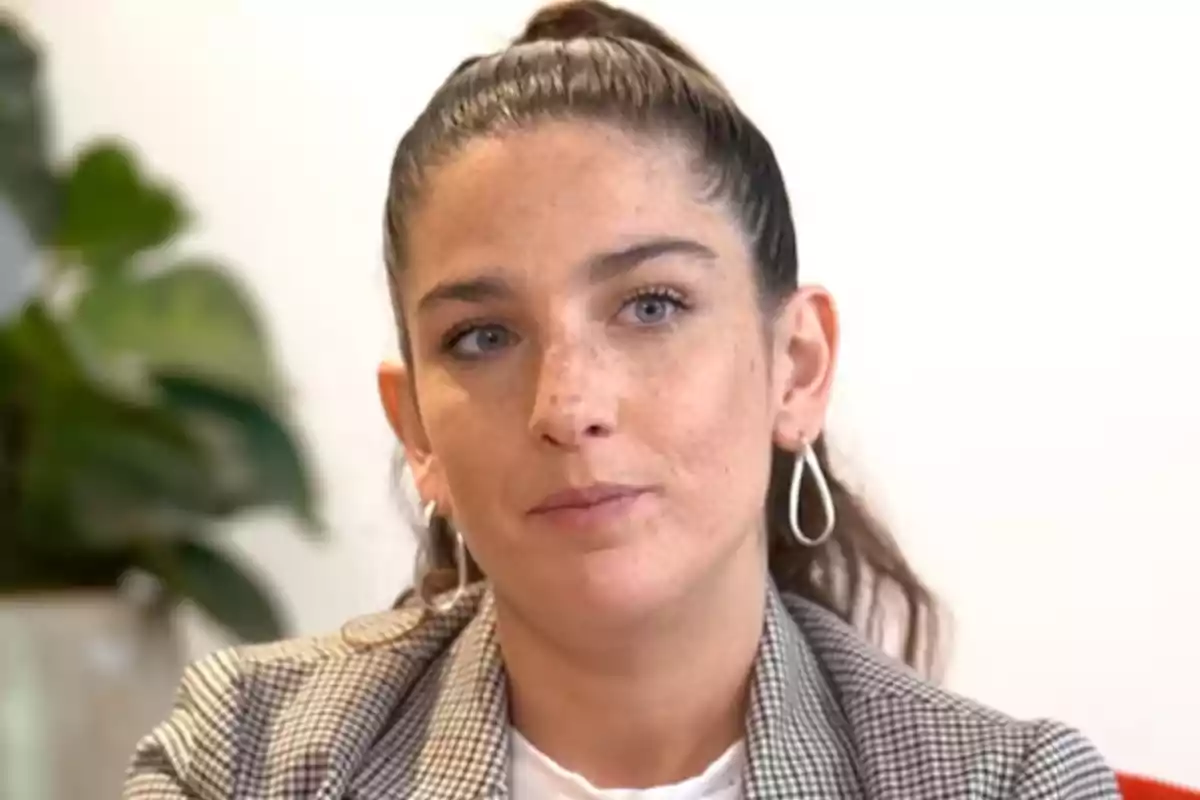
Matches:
[[401, 121, 741, 287]]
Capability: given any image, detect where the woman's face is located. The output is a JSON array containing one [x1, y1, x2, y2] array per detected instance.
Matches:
[[381, 121, 836, 628]]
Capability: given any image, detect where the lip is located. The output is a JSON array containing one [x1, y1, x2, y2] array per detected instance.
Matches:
[[530, 483, 651, 515]]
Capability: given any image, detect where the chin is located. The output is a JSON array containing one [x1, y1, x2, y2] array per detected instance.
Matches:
[[548, 550, 699, 627], [490, 518, 755, 633]]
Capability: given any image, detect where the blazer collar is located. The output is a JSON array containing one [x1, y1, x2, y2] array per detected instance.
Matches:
[[346, 587, 508, 800], [352, 584, 861, 799], [410, 591, 510, 800], [742, 585, 864, 798]]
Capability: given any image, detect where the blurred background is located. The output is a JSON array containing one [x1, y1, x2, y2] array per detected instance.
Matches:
[[1, 1, 1198, 797]]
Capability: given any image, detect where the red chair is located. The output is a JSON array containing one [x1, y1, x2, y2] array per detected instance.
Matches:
[[1119, 773, 1200, 799]]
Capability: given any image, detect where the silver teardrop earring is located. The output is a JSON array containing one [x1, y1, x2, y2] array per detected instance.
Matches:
[[788, 441, 836, 547], [417, 500, 469, 613]]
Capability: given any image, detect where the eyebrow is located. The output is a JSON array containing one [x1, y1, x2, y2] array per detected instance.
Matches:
[[415, 236, 717, 314]]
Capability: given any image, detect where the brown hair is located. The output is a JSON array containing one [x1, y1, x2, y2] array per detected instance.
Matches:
[[382, 1, 942, 674]]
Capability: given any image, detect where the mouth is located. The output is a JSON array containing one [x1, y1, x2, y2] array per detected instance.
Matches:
[[529, 483, 652, 523]]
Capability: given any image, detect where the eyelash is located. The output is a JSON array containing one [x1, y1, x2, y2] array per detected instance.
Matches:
[[440, 318, 505, 357], [439, 285, 693, 359], [622, 285, 691, 313]]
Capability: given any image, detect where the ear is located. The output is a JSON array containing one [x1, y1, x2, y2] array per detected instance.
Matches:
[[770, 285, 839, 452], [377, 359, 450, 511]]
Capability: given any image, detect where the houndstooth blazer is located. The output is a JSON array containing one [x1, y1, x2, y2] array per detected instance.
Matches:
[[123, 583, 1119, 799]]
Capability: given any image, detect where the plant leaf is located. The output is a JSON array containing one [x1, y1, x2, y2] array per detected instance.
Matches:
[[0, 195, 38, 323], [0, 543, 135, 594], [157, 539, 286, 642], [69, 260, 281, 404], [55, 141, 185, 271], [0, 17, 59, 245], [6, 304, 212, 549], [0, 17, 52, 322], [154, 371, 320, 534]]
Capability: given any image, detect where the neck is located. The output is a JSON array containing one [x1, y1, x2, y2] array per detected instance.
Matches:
[[495, 547, 766, 790]]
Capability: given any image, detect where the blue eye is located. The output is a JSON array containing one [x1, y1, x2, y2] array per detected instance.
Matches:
[[445, 324, 516, 359], [617, 289, 689, 326]]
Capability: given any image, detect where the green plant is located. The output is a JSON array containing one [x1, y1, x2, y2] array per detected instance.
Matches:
[[0, 16, 321, 641]]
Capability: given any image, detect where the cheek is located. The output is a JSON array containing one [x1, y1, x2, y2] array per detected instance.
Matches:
[[635, 328, 773, 499], [415, 376, 521, 508]]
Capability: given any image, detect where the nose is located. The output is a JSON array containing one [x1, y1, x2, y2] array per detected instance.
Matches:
[[528, 338, 618, 449]]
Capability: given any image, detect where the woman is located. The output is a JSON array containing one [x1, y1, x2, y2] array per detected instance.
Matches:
[[124, 2, 1119, 798]]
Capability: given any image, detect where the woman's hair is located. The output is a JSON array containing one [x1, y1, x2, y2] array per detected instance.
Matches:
[[382, 1, 942, 673]]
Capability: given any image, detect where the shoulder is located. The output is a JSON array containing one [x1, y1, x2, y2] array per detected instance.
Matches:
[[123, 592, 478, 798], [781, 593, 1119, 799]]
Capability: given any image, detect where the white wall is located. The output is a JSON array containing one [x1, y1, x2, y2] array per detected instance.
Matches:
[[12, 0, 1199, 786]]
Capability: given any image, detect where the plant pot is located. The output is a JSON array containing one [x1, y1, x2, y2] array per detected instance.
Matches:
[[0, 591, 184, 800]]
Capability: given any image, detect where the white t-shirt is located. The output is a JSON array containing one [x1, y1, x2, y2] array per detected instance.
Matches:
[[509, 729, 744, 800]]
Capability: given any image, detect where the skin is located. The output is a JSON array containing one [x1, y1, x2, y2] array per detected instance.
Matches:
[[378, 120, 838, 788]]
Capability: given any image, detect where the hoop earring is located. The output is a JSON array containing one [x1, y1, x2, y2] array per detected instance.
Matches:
[[417, 500, 469, 613], [788, 441, 836, 547]]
